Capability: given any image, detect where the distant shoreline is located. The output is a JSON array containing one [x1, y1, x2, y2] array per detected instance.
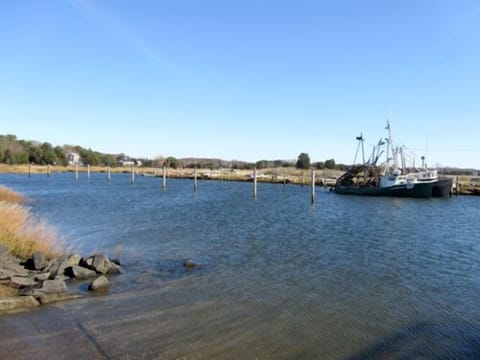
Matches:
[[0, 164, 342, 186], [1, 164, 479, 194]]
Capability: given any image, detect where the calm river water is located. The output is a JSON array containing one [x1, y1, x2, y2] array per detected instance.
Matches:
[[2, 173, 480, 358]]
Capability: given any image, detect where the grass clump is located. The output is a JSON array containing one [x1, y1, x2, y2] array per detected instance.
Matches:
[[0, 185, 63, 260]]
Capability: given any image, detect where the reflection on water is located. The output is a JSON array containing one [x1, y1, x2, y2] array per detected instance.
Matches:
[[2, 173, 480, 358]]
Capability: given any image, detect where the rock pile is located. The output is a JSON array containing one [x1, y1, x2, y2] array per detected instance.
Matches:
[[0, 246, 121, 314]]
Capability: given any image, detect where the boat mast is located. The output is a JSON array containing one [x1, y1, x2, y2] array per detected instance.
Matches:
[[385, 120, 398, 169], [354, 133, 365, 165]]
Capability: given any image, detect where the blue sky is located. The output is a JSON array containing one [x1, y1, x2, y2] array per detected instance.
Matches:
[[1, 0, 479, 168]]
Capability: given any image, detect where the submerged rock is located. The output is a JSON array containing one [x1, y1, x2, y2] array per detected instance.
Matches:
[[183, 259, 197, 269], [38, 293, 83, 305]]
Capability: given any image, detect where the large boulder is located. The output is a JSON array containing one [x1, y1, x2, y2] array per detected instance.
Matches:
[[9, 276, 38, 289], [92, 254, 111, 274], [80, 256, 94, 268], [88, 276, 110, 291], [46, 254, 82, 279], [34, 272, 51, 281], [25, 252, 48, 271], [65, 266, 96, 280], [0, 296, 39, 313], [0, 253, 29, 279], [81, 254, 120, 274], [67, 254, 82, 267], [45, 256, 68, 279], [91, 254, 112, 274], [39, 279, 67, 294]]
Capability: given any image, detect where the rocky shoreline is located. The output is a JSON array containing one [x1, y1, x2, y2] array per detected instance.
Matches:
[[0, 245, 121, 314]]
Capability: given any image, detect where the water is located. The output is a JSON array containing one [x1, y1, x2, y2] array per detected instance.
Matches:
[[2, 173, 480, 358]]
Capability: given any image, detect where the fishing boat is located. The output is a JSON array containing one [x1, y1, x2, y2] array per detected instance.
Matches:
[[432, 178, 453, 197], [334, 122, 440, 198]]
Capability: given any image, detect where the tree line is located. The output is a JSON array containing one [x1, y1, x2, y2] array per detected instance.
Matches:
[[0, 134, 349, 171], [0, 135, 116, 166]]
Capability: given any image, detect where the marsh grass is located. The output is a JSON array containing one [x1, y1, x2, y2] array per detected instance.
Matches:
[[0, 203, 64, 259], [0, 185, 64, 259], [0, 185, 25, 204]]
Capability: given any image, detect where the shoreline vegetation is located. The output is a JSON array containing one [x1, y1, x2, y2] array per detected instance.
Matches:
[[0, 186, 62, 259], [1, 164, 479, 195], [0, 184, 121, 313], [0, 186, 60, 299]]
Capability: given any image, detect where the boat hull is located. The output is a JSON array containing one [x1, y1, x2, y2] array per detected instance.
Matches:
[[335, 182, 434, 198], [432, 178, 453, 197]]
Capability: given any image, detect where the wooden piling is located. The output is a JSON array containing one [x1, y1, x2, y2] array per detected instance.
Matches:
[[302, 172, 305, 187], [311, 170, 316, 204], [28, 164, 31, 178], [283, 171, 286, 185], [162, 166, 167, 189], [131, 166, 135, 185], [87, 164, 91, 180], [47, 164, 51, 178], [75, 164, 79, 181], [107, 167, 111, 183], [194, 168, 198, 192], [253, 168, 258, 199], [456, 176, 459, 196]]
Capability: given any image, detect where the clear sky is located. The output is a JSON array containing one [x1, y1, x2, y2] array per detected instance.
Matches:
[[1, 0, 479, 168]]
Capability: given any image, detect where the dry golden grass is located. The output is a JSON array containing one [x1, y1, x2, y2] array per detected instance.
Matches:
[[0, 186, 25, 204], [0, 202, 64, 259]]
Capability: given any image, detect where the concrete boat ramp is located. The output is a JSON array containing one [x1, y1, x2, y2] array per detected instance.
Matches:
[[0, 278, 304, 359]]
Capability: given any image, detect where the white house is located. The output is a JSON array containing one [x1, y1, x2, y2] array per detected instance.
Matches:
[[66, 152, 81, 166]]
